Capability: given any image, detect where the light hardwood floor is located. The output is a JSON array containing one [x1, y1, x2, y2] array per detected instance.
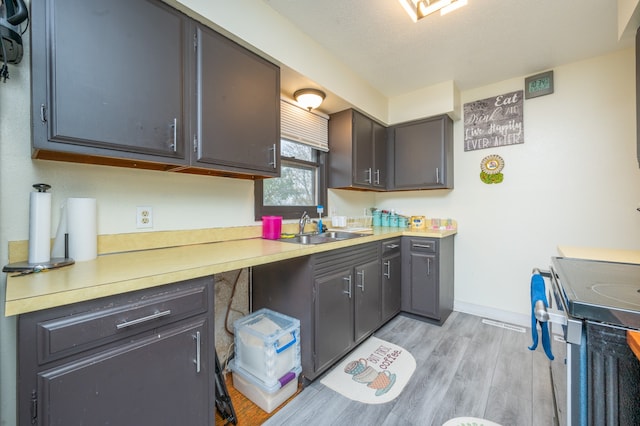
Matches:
[[263, 312, 556, 426]]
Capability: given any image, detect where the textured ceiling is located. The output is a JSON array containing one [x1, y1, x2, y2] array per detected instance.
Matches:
[[266, 0, 634, 102]]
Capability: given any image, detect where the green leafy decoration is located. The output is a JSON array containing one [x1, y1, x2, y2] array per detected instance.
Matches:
[[480, 171, 503, 184]]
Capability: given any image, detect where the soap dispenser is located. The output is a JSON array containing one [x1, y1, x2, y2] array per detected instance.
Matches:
[[317, 205, 324, 234]]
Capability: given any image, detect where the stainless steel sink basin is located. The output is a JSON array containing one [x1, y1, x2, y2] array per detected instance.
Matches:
[[322, 231, 367, 240], [280, 231, 368, 245]]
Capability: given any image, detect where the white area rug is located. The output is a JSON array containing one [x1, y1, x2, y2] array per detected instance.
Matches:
[[442, 417, 502, 426], [320, 336, 416, 404]]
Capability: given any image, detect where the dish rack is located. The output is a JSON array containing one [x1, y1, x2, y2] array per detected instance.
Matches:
[[346, 216, 372, 228], [331, 215, 372, 230]]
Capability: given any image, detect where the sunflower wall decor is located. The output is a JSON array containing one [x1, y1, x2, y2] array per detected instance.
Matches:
[[480, 154, 504, 184]]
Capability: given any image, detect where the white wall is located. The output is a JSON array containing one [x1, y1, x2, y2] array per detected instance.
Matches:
[[376, 48, 640, 325]]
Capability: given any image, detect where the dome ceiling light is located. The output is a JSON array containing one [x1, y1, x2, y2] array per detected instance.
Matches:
[[294, 88, 326, 111]]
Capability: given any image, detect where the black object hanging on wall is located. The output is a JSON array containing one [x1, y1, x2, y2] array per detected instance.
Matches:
[[636, 26, 640, 168], [0, 0, 28, 81]]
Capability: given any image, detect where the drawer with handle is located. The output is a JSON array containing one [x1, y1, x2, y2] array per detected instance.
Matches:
[[381, 238, 401, 256], [30, 276, 212, 365], [407, 238, 438, 253]]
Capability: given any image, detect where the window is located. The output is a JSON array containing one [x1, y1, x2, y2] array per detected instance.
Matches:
[[255, 139, 327, 220]]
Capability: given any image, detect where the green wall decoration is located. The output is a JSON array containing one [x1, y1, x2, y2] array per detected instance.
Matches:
[[480, 154, 504, 184]]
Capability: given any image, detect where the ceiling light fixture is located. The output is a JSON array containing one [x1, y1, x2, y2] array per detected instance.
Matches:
[[294, 88, 326, 111], [398, 0, 467, 22]]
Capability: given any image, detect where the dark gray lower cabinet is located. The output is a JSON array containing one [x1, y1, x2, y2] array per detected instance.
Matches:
[[314, 267, 354, 374], [17, 277, 215, 426], [252, 243, 381, 381], [401, 236, 454, 324], [381, 238, 402, 323]]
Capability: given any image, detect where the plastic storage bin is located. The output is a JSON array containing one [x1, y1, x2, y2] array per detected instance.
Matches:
[[231, 365, 300, 413], [232, 308, 301, 388]]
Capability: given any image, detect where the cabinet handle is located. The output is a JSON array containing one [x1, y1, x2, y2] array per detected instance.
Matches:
[[40, 104, 47, 123], [412, 243, 433, 249], [427, 258, 431, 276], [269, 144, 277, 168], [193, 331, 201, 373], [116, 310, 172, 329], [365, 168, 372, 184], [383, 260, 391, 278], [356, 270, 365, 291], [343, 276, 352, 298], [374, 169, 380, 185], [435, 167, 440, 184], [30, 390, 37, 424], [170, 118, 177, 152], [385, 243, 399, 249]]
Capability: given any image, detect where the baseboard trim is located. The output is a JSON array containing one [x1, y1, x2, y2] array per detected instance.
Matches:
[[454, 300, 530, 329]]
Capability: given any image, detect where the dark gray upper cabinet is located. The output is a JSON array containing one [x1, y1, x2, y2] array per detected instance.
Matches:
[[31, 0, 280, 178], [390, 114, 454, 190], [31, 0, 189, 166], [194, 25, 280, 177], [329, 109, 387, 190]]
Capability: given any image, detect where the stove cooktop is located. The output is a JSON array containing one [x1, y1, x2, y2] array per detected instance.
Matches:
[[551, 257, 640, 330]]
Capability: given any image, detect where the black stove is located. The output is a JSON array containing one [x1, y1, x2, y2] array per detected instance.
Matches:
[[552, 257, 640, 330]]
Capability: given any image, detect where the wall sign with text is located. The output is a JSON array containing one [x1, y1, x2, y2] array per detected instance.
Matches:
[[463, 90, 524, 152]]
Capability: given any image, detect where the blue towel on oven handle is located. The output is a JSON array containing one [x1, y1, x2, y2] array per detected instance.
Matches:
[[528, 273, 554, 360]]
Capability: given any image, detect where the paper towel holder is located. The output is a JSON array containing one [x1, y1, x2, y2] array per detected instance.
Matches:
[[33, 183, 51, 193], [2, 184, 75, 275]]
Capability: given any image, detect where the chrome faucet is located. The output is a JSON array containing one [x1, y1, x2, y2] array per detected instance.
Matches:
[[299, 211, 311, 235]]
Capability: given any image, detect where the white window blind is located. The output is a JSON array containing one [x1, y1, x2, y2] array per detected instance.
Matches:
[[281, 99, 329, 152]]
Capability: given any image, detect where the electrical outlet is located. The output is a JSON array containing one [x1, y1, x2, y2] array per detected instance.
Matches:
[[136, 206, 153, 228]]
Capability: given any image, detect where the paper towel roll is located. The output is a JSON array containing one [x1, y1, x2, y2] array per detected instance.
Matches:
[[67, 198, 97, 262], [28, 191, 52, 264]]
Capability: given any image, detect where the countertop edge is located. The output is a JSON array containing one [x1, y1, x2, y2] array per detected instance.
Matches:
[[557, 245, 640, 264]]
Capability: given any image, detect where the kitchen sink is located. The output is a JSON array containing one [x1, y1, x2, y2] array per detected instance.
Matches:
[[280, 231, 368, 245]]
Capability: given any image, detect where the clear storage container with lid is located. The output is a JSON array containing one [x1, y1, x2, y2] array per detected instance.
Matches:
[[231, 308, 301, 388]]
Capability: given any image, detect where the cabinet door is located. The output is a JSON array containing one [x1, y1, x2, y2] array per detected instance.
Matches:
[[372, 121, 387, 188], [32, 0, 188, 161], [354, 259, 381, 343], [36, 319, 212, 426], [196, 25, 280, 176], [352, 111, 374, 186], [382, 251, 401, 323], [392, 115, 452, 190], [315, 270, 353, 373], [407, 252, 439, 319]]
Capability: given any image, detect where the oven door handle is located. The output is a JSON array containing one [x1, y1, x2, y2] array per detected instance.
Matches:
[[534, 300, 568, 325], [532, 268, 564, 324], [532, 267, 583, 345], [548, 267, 583, 345]]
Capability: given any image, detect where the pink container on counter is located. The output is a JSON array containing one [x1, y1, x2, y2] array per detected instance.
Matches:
[[262, 216, 282, 240]]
